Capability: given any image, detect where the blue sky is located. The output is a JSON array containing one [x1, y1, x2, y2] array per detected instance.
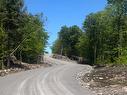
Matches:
[[25, 0, 107, 53]]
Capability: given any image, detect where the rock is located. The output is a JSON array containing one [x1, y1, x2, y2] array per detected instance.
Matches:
[[99, 77, 103, 80], [97, 93, 103, 95], [4, 70, 7, 72], [0, 72, 5, 77], [123, 87, 127, 92]]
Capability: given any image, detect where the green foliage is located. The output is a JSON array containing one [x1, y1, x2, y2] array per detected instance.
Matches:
[[0, 26, 6, 69], [76, 0, 127, 65], [0, 0, 48, 66], [20, 14, 48, 63], [52, 39, 62, 54], [111, 48, 127, 64], [76, 33, 88, 58], [51, 0, 127, 65], [52, 25, 82, 58]]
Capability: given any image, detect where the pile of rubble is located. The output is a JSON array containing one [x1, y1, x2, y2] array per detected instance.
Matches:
[[80, 65, 127, 95], [0, 68, 24, 77], [52, 54, 71, 61], [0, 62, 51, 77]]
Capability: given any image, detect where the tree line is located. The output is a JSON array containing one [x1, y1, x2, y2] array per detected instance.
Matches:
[[52, 0, 127, 65], [0, 0, 48, 69]]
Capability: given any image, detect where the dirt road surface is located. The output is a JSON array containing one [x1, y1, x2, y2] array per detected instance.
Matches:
[[0, 55, 96, 95]]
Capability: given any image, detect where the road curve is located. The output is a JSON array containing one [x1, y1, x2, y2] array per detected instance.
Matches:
[[0, 55, 96, 95]]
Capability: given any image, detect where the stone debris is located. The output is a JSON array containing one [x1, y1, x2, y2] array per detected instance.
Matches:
[[52, 54, 71, 61], [0, 62, 51, 77], [123, 86, 127, 92], [77, 65, 127, 95]]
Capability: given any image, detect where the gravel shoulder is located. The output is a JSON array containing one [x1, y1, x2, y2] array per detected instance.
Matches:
[[79, 65, 127, 95], [0, 62, 51, 77]]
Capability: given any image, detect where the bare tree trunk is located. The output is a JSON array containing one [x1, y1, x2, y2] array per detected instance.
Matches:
[[94, 45, 97, 64], [1, 60, 4, 69], [0, 59, 4, 69], [7, 56, 10, 68]]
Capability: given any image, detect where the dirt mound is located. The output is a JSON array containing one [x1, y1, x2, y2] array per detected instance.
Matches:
[[52, 54, 71, 61], [81, 65, 127, 95]]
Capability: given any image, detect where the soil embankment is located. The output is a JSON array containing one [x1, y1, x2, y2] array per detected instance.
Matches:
[[80, 65, 127, 95]]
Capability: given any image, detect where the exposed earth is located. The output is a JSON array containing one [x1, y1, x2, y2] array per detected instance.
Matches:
[[1, 55, 127, 95], [79, 65, 127, 95]]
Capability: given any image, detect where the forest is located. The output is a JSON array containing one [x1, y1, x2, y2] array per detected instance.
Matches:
[[0, 0, 127, 69], [52, 0, 127, 65], [0, 0, 48, 69], [0, 0, 127, 95]]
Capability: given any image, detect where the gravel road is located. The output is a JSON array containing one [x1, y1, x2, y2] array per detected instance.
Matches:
[[0, 55, 96, 95]]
